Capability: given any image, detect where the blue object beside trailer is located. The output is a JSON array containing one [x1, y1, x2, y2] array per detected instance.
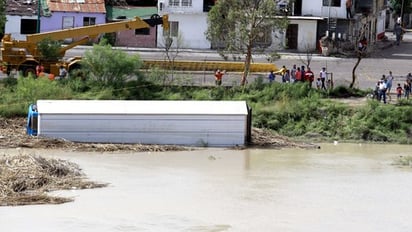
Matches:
[[26, 104, 38, 136]]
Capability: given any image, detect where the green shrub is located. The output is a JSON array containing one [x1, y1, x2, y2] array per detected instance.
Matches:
[[328, 85, 366, 98], [0, 76, 73, 116], [0, 65, 410, 144], [81, 40, 142, 88], [1, 77, 18, 88]]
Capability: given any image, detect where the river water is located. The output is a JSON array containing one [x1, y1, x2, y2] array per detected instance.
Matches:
[[1, 143, 412, 232]]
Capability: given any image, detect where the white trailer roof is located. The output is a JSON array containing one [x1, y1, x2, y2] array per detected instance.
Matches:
[[36, 100, 248, 115]]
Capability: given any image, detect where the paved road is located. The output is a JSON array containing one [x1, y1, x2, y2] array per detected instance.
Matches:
[[110, 32, 412, 89], [3, 32, 411, 90]]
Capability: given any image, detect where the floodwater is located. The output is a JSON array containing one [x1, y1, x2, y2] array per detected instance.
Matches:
[[1, 143, 412, 232]]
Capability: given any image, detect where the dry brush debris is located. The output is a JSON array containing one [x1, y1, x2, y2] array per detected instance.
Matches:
[[0, 117, 191, 152], [0, 154, 107, 206], [0, 117, 318, 151]]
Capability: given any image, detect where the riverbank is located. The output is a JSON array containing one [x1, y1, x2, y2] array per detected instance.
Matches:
[[0, 117, 318, 152], [0, 117, 318, 206]]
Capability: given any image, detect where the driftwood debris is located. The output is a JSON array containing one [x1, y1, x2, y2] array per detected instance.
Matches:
[[0, 154, 107, 206]]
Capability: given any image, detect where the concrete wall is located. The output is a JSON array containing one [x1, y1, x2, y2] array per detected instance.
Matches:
[[294, 19, 319, 51], [115, 27, 157, 47], [157, 13, 210, 49], [271, 18, 319, 52], [301, 0, 347, 19], [5, 15, 37, 40], [377, 9, 386, 40]]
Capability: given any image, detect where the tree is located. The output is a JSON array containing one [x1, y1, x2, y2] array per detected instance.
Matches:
[[160, 31, 185, 83], [37, 37, 63, 61], [205, 0, 288, 85], [0, 0, 6, 35], [298, 44, 314, 69], [390, 0, 412, 19], [81, 39, 143, 87], [350, 37, 368, 88]]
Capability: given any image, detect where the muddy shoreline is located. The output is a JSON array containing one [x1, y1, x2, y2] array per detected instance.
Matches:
[[0, 117, 318, 152], [0, 117, 318, 207]]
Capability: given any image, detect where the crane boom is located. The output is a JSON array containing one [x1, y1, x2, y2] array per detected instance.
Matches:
[[26, 15, 169, 44]]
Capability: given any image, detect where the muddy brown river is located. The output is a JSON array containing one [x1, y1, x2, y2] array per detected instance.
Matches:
[[1, 143, 412, 232]]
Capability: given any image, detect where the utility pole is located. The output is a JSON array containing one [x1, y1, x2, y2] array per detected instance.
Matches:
[[327, 0, 331, 34], [37, 0, 41, 33], [401, 0, 405, 22]]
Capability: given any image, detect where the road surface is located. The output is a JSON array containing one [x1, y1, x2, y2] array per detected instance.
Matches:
[[3, 32, 411, 89]]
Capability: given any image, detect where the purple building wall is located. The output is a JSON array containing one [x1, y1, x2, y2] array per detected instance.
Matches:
[[40, 12, 106, 32]]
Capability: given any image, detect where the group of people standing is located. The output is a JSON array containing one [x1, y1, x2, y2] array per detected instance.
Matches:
[[395, 73, 412, 100], [373, 71, 411, 103], [35, 63, 67, 80], [269, 64, 332, 90]]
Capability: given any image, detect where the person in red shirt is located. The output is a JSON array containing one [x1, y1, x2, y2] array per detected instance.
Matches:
[[304, 67, 314, 88], [36, 63, 44, 77], [295, 67, 302, 82], [214, 69, 225, 86], [396, 83, 403, 100]]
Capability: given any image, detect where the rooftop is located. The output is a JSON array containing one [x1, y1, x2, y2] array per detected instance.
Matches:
[[6, 0, 38, 16], [5, 0, 106, 17], [47, 0, 106, 13], [106, 6, 157, 20]]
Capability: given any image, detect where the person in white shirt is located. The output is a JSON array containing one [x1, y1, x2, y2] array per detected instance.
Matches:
[[386, 71, 394, 94], [378, 79, 387, 104], [58, 66, 67, 79], [319, 67, 327, 90]]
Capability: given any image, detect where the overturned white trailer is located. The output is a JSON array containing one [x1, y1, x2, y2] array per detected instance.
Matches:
[[27, 100, 251, 147]]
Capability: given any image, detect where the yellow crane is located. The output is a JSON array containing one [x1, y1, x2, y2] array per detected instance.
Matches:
[[1, 13, 277, 77], [1, 14, 169, 76]]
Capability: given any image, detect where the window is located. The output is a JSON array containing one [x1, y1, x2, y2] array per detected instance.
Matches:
[[21, 19, 37, 34], [168, 0, 192, 7], [135, 28, 150, 35], [169, 0, 179, 7], [163, 21, 179, 37], [62, 16, 74, 29], [181, 0, 192, 7], [203, 0, 216, 12], [322, 0, 341, 7], [83, 17, 96, 26], [253, 27, 272, 48]]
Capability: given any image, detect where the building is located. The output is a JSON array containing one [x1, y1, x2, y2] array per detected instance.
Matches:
[[5, 0, 39, 40], [157, 0, 212, 49], [156, 0, 386, 53], [105, 6, 159, 47], [4, 0, 388, 53], [277, 0, 386, 52], [5, 0, 106, 41], [40, 0, 106, 32]]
